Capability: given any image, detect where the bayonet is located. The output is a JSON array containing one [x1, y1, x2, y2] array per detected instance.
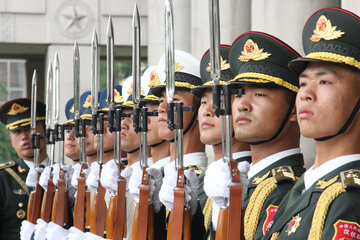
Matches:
[[30, 70, 39, 168]]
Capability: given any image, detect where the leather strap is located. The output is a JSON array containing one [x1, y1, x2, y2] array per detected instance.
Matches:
[[137, 168, 150, 240], [30, 183, 43, 224], [228, 160, 243, 239], [114, 162, 127, 239], [95, 183, 107, 236], [40, 179, 55, 222], [4, 168, 29, 195], [171, 168, 186, 240], [74, 164, 87, 231]]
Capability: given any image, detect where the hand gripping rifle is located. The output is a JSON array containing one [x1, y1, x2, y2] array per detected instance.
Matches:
[[88, 29, 107, 237], [51, 52, 69, 227], [40, 61, 55, 223], [209, 1, 244, 239], [27, 70, 43, 224], [131, 4, 155, 240], [165, 1, 191, 239], [73, 41, 90, 231], [104, 17, 127, 240]]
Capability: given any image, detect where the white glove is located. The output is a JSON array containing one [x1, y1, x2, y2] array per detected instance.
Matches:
[[34, 218, 47, 240], [45, 222, 69, 240], [39, 166, 51, 191], [52, 163, 73, 188], [20, 220, 35, 240], [128, 162, 163, 212], [67, 226, 85, 240], [159, 163, 199, 216], [71, 163, 90, 189], [204, 160, 250, 229], [211, 203, 221, 231], [26, 167, 43, 188], [100, 160, 118, 194], [83, 232, 106, 240], [86, 162, 100, 193]]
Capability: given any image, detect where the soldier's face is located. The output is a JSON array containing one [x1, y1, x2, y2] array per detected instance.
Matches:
[[198, 89, 222, 145], [158, 89, 198, 140], [94, 120, 114, 152], [146, 103, 162, 146], [82, 125, 97, 156], [9, 122, 46, 161], [297, 62, 360, 138], [232, 85, 293, 142], [120, 108, 140, 152], [65, 126, 80, 161]]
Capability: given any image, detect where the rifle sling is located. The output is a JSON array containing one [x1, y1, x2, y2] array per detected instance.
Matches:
[[113, 177, 127, 239], [171, 168, 186, 240], [95, 183, 107, 236], [55, 178, 66, 226], [228, 160, 243, 239], [137, 168, 150, 240]]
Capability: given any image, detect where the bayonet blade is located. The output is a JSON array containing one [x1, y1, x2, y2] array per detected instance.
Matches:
[[132, 3, 141, 107], [30, 70, 38, 134], [165, 0, 175, 103], [91, 29, 99, 113], [45, 62, 53, 130], [74, 41, 80, 120], [53, 53, 60, 126], [209, 0, 221, 86], [106, 16, 114, 110]]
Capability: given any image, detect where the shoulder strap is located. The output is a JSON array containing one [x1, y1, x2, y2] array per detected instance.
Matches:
[[4, 167, 29, 195]]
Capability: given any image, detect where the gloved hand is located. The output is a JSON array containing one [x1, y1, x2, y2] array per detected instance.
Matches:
[[46, 222, 69, 240], [204, 159, 250, 229], [67, 226, 85, 240], [86, 162, 100, 193], [211, 202, 221, 231], [26, 167, 43, 188], [128, 162, 163, 212], [100, 160, 133, 195], [20, 220, 35, 240], [53, 163, 73, 189], [34, 218, 47, 240], [71, 163, 90, 189], [83, 232, 106, 240], [159, 163, 199, 216], [39, 166, 52, 191]]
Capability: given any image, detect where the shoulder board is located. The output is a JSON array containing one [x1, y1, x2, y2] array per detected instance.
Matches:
[[271, 166, 296, 184], [185, 165, 203, 176], [0, 161, 15, 170], [340, 169, 360, 189]]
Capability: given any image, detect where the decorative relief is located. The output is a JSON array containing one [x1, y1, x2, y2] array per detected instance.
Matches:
[[0, 13, 14, 42]]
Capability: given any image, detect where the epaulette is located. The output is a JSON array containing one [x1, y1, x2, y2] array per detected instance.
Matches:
[[271, 166, 296, 184], [185, 165, 203, 175], [0, 161, 15, 170], [340, 169, 360, 189]]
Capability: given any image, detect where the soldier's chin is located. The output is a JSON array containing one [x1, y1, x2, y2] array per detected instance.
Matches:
[[158, 129, 174, 141]]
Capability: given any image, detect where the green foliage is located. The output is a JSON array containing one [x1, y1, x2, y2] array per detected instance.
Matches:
[[0, 123, 18, 163]]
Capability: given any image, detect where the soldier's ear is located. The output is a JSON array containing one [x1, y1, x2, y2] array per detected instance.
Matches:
[[289, 105, 297, 122]]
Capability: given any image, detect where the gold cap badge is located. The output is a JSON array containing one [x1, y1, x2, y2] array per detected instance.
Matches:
[[238, 39, 271, 62], [174, 62, 184, 72], [127, 82, 145, 95], [148, 70, 161, 88], [206, 57, 231, 72], [310, 15, 344, 43], [7, 103, 29, 116], [70, 104, 74, 113], [83, 95, 92, 108], [114, 89, 124, 103]]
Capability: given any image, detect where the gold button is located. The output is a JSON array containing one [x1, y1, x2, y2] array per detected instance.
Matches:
[[18, 203, 23, 207]]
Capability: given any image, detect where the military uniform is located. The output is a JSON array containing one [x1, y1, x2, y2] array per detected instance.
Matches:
[[263, 7, 360, 240], [0, 98, 46, 240]]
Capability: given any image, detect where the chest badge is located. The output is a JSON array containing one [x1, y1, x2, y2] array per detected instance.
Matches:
[[286, 214, 302, 235], [16, 209, 26, 219], [18, 165, 26, 173]]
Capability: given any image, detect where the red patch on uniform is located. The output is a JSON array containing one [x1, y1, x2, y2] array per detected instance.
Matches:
[[263, 205, 278, 234], [333, 220, 360, 240]]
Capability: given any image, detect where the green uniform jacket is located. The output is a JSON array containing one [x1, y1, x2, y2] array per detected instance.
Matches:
[[0, 158, 30, 240], [199, 155, 252, 240], [243, 153, 305, 240], [263, 160, 360, 240]]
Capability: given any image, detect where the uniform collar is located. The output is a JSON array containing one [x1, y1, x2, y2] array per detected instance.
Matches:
[[183, 152, 208, 170], [248, 148, 301, 179], [232, 151, 252, 160], [151, 156, 170, 169], [304, 154, 360, 190], [23, 157, 49, 169]]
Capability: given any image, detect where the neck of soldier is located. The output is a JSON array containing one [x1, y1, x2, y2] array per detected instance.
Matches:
[[169, 121, 205, 162], [127, 149, 140, 166], [86, 152, 98, 165], [250, 122, 300, 165], [151, 141, 170, 163], [103, 149, 114, 164], [314, 119, 360, 168], [212, 138, 251, 161]]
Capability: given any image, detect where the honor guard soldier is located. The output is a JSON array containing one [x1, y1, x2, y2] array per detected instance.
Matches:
[[264, 7, 360, 240], [227, 32, 306, 240], [191, 45, 251, 238], [0, 98, 47, 240]]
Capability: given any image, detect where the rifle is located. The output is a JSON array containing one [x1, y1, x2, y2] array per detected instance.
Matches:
[[104, 17, 127, 239], [27, 70, 44, 224], [131, 5, 155, 239], [165, 1, 191, 239], [208, 1, 244, 238], [73, 41, 89, 231]]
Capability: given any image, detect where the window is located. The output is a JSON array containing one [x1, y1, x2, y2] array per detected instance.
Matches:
[[0, 59, 27, 105]]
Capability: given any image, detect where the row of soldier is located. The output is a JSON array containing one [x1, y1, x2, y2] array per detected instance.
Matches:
[[0, 5, 359, 240]]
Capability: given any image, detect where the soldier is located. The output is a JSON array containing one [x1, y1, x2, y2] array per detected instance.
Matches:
[[264, 7, 360, 240], [64, 97, 80, 164], [0, 98, 47, 240], [221, 32, 305, 240], [191, 45, 251, 238]]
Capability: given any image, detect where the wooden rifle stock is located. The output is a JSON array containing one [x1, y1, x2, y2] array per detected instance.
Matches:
[[215, 208, 228, 240], [40, 176, 55, 222], [106, 196, 116, 239], [73, 164, 87, 230], [52, 167, 66, 226], [167, 209, 191, 240], [28, 183, 43, 224], [89, 183, 106, 236], [112, 162, 127, 240]]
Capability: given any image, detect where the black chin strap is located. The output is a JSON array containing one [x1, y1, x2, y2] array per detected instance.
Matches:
[[150, 140, 166, 148], [315, 98, 360, 141], [249, 94, 296, 145], [170, 104, 199, 143], [127, 147, 140, 154]]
